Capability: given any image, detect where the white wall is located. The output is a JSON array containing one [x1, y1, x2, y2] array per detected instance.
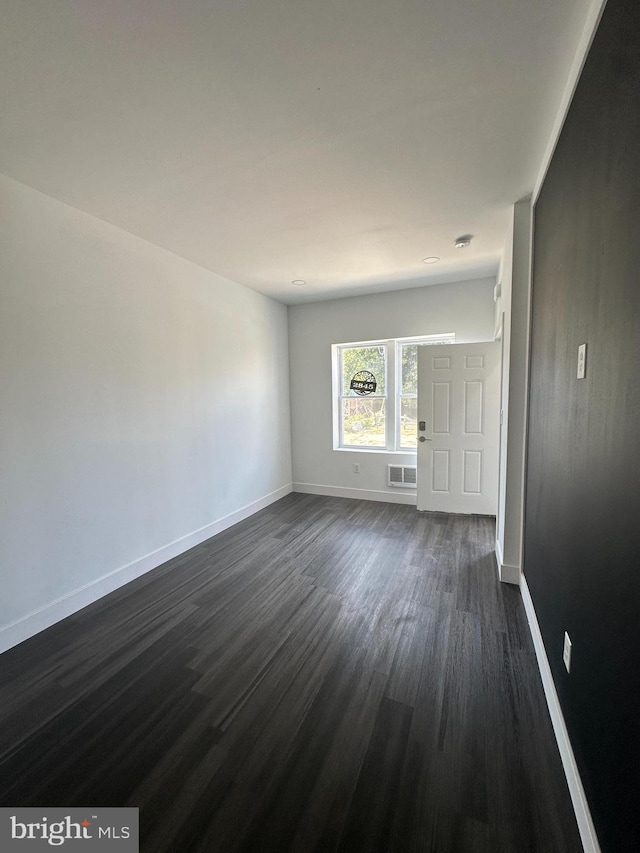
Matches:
[[0, 175, 292, 652], [289, 279, 496, 503], [496, 215, 514, 556], [495, 197, 532, 584]]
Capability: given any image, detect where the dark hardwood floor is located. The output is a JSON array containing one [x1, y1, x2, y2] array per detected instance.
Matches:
[[0, 494, 582, 852]]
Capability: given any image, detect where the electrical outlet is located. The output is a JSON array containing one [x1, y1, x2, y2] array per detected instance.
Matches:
[[352, 463, 360, 474], [563, 632, 572, 673]]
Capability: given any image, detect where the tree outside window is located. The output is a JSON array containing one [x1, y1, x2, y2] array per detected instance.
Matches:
[[340, 345, 387, 448], [334, 335, 454, 452]]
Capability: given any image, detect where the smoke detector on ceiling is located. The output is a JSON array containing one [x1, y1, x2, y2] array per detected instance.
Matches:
[[454, 234, 473, 249]]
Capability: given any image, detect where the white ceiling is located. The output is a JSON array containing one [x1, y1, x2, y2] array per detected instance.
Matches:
[[1, 0, 594, 304]]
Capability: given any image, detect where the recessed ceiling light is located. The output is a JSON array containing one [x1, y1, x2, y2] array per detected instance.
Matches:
[[454, 234, 473, 249], [422, 256, 440, 264], [291, 279, 307, 286]]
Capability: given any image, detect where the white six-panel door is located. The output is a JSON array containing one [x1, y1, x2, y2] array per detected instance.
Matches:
[[417, 342, 501, 514]]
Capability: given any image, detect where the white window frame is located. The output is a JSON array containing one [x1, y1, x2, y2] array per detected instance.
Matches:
[[335, 340, 389, 450], [332, 333, 455, 452]]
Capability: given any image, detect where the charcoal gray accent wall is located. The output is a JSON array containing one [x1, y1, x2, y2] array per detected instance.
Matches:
[[525, 1, 640, 851]]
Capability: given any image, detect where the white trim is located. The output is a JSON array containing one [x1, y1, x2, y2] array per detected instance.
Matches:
[[0, 484, 293, 655], [495, 539, 521, 585], [517, 200, 534, 574], [532, 0, 609, 203], [495, 537, 504, 579], [520, 575, 602, 853], [293, 481, 416, 505], [500, 562, 521, 586], [333, 447, 417, 456]]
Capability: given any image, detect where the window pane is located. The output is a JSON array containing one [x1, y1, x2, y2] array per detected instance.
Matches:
[[342, 398, 386, 447], [342, 346, 386, 396], [401, 344, 418, 395], [400, 397, 418, 447]]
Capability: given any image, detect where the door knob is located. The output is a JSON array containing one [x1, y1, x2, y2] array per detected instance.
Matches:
[[419, 436, 432, 442]]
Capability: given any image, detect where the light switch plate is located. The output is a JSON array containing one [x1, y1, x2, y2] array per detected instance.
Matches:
[[577, 344, 587, 379], [563, 631, 572, 673]]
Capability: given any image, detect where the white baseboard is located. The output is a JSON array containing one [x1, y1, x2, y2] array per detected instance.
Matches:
[[0, 483, 293, 655], [494, 539, 521, 585], [520, 575, 601, 853], [495, 538, 504, 580], [500, 563, 521, 585], [293, 482, 417, 505]]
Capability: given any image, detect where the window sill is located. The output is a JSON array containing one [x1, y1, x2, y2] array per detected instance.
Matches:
[[334, 447, 417, 455]]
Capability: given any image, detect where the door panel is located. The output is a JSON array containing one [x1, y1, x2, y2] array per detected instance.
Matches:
[[417, 342, 500, 514], [433, 382, 451, 433]]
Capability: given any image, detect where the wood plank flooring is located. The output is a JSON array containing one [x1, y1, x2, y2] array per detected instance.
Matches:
[[0, 494, 582, 852]]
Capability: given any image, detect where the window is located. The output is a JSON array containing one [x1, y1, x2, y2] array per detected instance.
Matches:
[[398, 341, 419, 448], [333, 334, 454, 451], [339, 344, 387, 448]]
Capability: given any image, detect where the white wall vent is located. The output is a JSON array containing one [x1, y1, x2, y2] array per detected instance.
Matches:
[[388, 465, 417, 488]]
